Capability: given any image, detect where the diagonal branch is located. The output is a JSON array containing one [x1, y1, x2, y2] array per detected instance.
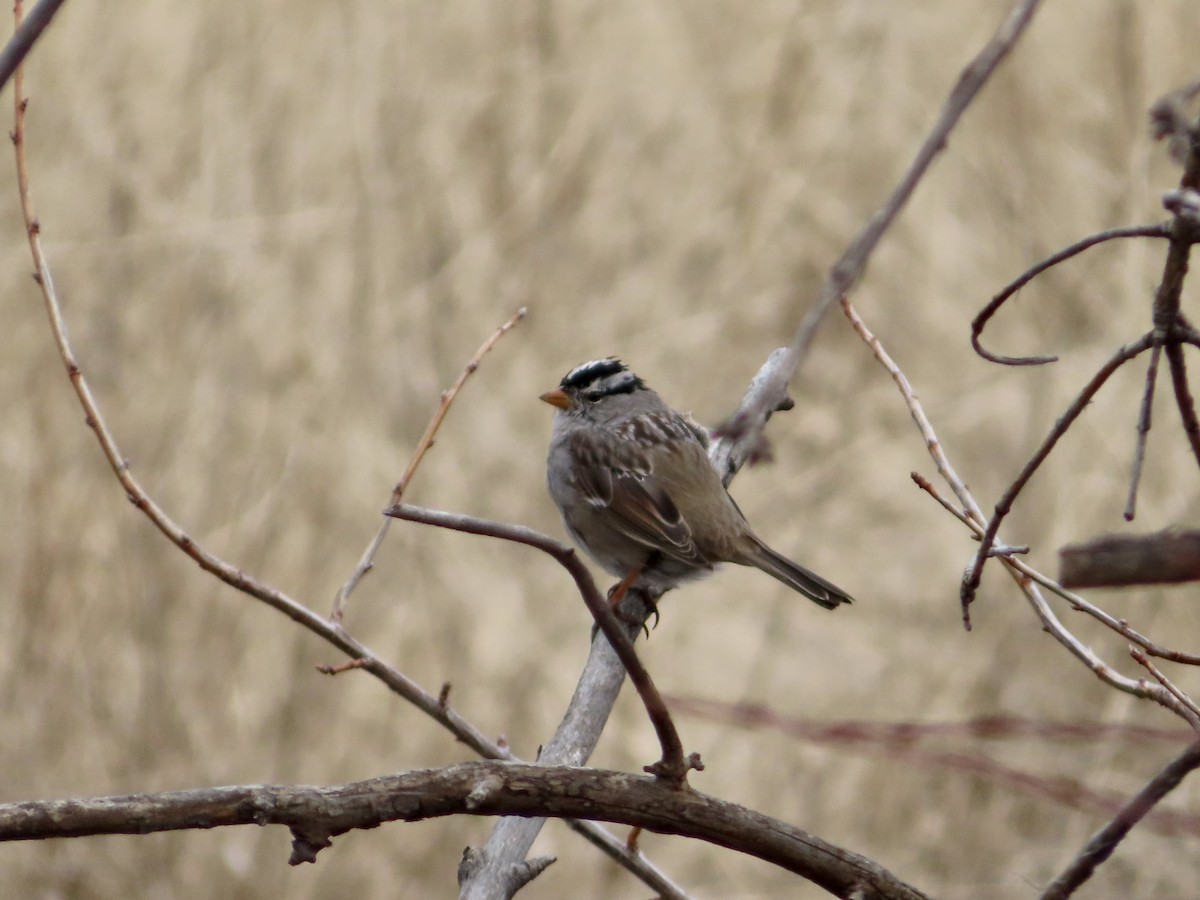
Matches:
[[960, 333, 1155, 618], [709, 0, 1048, 479], [0, 0, 69, 94], [1039, 740, 1200, 900], [332, 307, 527, 620]]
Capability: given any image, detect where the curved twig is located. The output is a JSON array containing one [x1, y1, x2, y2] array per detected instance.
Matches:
[[971, 225, 1171, 366], [384, 503, 697, 786]]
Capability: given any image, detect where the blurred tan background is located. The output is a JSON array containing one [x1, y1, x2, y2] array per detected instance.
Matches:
[[2, 2, 1199, 897]]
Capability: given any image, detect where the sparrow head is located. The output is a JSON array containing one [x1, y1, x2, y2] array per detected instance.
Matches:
[[540, 358, 646, 410]]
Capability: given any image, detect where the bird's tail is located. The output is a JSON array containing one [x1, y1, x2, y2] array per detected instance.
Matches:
[[740, 535, 854, 610]]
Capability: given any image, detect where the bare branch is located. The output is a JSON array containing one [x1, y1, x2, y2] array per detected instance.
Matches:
[[1130, 649, 1200, 722], [710, 0, 1048, 478], [970, 225, 1170, 366], [961, 333, 1156, 615], [332, 306, 527, 620], [1039, 741, 1200, 900], [0, 762, 930, 900], [1164, 340, 1200, 470], [913, 475, 1200, 726], [849, 294, 1199, 724]]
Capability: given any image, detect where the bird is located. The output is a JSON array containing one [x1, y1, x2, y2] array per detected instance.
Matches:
[[540, 358, 853, 609]]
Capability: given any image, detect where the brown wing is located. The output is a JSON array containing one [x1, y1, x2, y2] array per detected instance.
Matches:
[[567, 430, 707, 566]]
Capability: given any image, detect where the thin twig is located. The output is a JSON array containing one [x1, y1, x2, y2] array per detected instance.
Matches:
[[1125, 342, 1162, 520], [1164, 340, 1200, 470], [1039, 740, 1200, 900], [912, 475, 1200, 726], [1130, 648, 1200, 722], [853, 274, 1200, 715], [970, 225, 1170, 366], [331, 307, 527, 621], [843, 300, 985, 528], [384, 503, 698, 785], [961, 333, 1156, 617]]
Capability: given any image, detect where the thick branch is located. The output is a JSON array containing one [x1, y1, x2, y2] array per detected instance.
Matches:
[[0, 762, 929, 900], [1060, 531, 1200, 588]]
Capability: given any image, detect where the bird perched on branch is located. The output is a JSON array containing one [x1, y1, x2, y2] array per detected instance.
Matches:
[[540, 358, 853, 609]]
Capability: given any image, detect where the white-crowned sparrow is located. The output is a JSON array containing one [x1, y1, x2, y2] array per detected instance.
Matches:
[[541, 358, 852, 609]]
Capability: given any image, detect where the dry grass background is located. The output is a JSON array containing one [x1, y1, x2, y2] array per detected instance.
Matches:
[[1, 2, 1199, 898]]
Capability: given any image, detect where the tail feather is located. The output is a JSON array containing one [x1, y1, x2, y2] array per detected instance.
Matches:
[[741, 536, 853, 610]]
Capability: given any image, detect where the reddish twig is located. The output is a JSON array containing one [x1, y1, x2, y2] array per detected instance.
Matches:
[[331, 306, 527, 621], [1039, 740, 1200, 900], [670, 696, 1200, 839], [384, 503, 699, 785]]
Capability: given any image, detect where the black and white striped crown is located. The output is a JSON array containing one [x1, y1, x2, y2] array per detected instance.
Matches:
[[559, 357, 646, 398]]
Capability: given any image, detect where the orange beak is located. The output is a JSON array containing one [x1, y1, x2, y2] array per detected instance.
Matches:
[[539, 387, 569, 409]]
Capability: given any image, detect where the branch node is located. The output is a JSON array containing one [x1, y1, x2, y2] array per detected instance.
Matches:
[[465, 774, 505, 810], [288, 829, 332, 866]]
